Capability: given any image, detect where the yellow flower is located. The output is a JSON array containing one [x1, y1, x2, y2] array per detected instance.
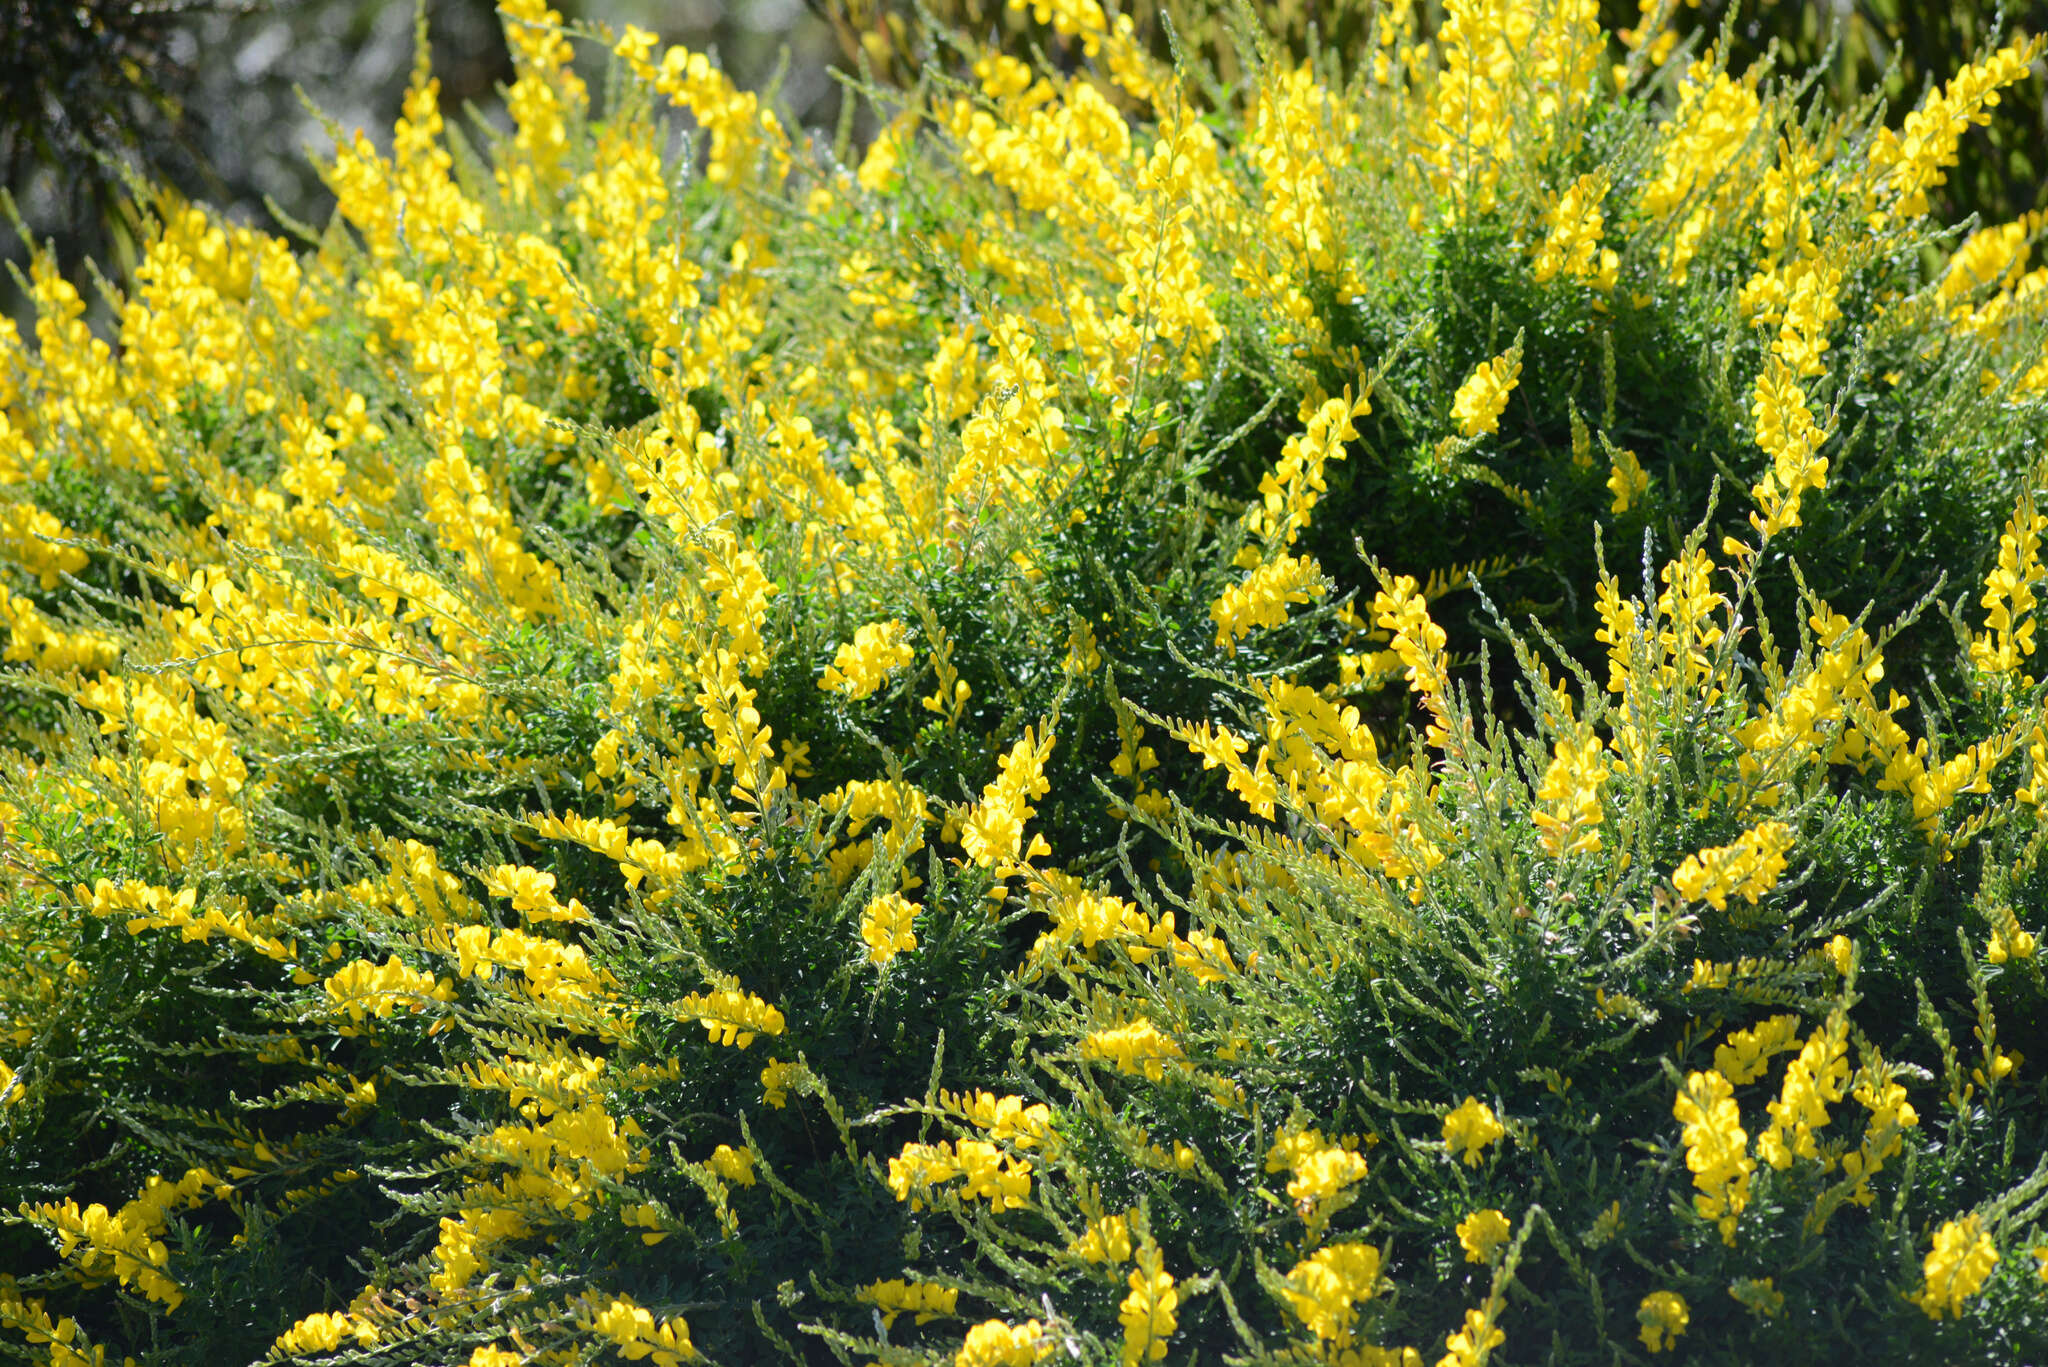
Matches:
[[759, 1057, 798, 1109], [1118, 1246, 1178, 1364], [325, 955, 452, 1028], [1642, 61, 1764, 280], [1069, 1211, 1135, 1264], [860, 892, 922, 965], [1266, 1128, 1370, 1219], [1533, 730, 1606, 856], [1841, 1062, 1919, 1206], [1211, 552, 1328, 652], [1972, 488, 2047, 677], [1441, 1097, 1504, 1166], [1911, 1215, 1999, 1320], [707, 1144, 756, 1187], [1636, 1291, 1688, 1353], [1673, 1069, 1753, 1244], [1606, 446, 1648, 513], [1242, 391, 1370, 554], [1986, 903, 2038, 964], [1373, 573, 1454, 750], [585, 1293, 696, 1367], [820, 619, 915, 699], [1672, 822, 1794, 911], [1728, 1277, 1783, 1318], [275, 1311, 379, 1356], [955, 1139, 1033, 1209], [1434, 1306, 1504, 1367], [1456, 1209, 1511, 1264], [1082, 1018, 1185, 1082], [861, 1278, 956, 1328], [961, 727, 1056, 868], [1532, 171, 1611, 286], [0, 501, 89, 589], [678, 979, 787, 1049], [480, 863, 588, 923], [885, 1139, 1031, 1212], [1754, 1014, 1849, 1171], [1869, 37, 2045, 220], [1824, 934, 1855, 975], [1174, 719, 1278, 818], [1713, 1014, 1801, 1086], [942, 1089, 1056, 1149], [1280, 1242, 1383, 1345], [1451, 347, 1522, 437], [947, 317, 1068, 505], [954, 1319, 1046, 1367]]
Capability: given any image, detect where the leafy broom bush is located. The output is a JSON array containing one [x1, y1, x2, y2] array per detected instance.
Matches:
[[3, 1, 2048, 1364]]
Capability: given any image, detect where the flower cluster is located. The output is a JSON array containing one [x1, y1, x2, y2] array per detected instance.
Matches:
[[1082, 1018, 1186, 1082], [1451, 347, 1523, 438], [678, 980, 787, 1049], [4, 1, 2048, 1363], [1672, 822, 1795, 911], [1911, 1217, 2000, 1319], [887, 1139, 1034, 1213], [821, 619, 916, 699], [1441, 1098, 1506, 1167], [960, 727, 1055, 869]]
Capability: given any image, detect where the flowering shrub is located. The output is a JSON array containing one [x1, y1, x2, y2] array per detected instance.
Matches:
[[3, 1, 2048, 1364]]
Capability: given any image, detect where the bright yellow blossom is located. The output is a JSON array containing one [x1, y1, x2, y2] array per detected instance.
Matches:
[[1533, 730, 1606, 856], [1451, 347, 1522, 437], [1673, 822, 1794, 911], [1986, 903, 2038, 963], [862, 1278, 958, 1328], [678, 979, 786, 1049], [1755, 1014, 1850, 1170], [1606, 446, 1648, 513], [1636, 1292, 1688, 1353], [955, 1320, 1046, 1367], [1441, 1097, 1504, 1166], [1118, 1245, 1178, 1364], [1912, 1216, 1999, 1319], [1869, 37, 2045, 220], [821, 619, 916, 699], [1674, 1069, 1753, 1243], [860, 892, 922, 964], [275, 1312, 379, 1356], [1281, 1242, 1383, 1345], [1456, 1209, 1512, 1264], [1434, 1305, 1505, 1367], [1266, 1127, 1369, 1226], [961, 727, 1056, 868], [707, 1144, 756, 1187], [584, 1294, 697, 1367], [1713, 1014, 1802, 1086], [1083, 1018, 1185, 1082], [759, 1058, 799, 1109], [1974, 488, 2047, 678], [1532, 172, 1613, 286], [1212, 553, 1328, 652]]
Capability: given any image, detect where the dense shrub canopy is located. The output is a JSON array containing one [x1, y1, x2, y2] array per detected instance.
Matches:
[[2, 2, 2047, 1365]]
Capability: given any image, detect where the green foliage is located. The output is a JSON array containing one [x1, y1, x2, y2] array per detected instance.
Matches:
[[2, 2, 2048, 1365]]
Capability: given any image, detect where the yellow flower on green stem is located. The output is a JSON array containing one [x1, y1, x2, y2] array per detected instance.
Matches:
[[1636, 1291, 1688, 1353], [1442, 1097, 1504, 1166]]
